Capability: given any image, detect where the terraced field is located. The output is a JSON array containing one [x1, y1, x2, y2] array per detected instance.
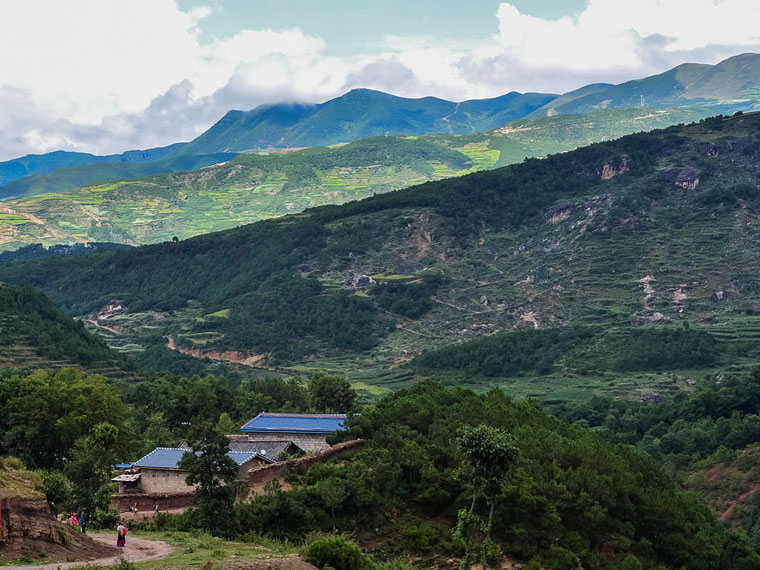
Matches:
[[0, 106, 711, 251]]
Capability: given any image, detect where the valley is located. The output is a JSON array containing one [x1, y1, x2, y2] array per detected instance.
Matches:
[[2, 24, 760, 566], [3, 112, 760, 406]]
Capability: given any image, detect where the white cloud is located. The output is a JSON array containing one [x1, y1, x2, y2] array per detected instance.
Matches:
[[0, 0, 759, 160]]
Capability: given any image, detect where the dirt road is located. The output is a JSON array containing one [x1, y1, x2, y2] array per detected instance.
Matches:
[[5, 532, 174, 569]]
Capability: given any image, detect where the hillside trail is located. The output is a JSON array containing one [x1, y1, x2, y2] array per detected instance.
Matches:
[[4, 532, 174, 569]]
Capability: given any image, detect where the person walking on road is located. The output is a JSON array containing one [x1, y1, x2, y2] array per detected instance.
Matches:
[[116, 521, 127, 548], [78, 512, 88, 534]]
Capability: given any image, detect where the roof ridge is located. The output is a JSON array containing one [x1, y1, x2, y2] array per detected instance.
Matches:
[[258, 412, 347, 417]]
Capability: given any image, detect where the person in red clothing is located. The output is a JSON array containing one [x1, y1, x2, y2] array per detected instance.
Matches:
[[116, 521, 127, 547]]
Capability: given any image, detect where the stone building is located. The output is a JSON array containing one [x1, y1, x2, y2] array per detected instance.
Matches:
[[113, 447, 269, 495], [239, 412, 347, 452]]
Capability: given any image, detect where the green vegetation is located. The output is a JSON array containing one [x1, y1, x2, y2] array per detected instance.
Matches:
[[0, 457, 44, 499], [413, 325, 720, 377], [2, 112, 760, 402], [0, 283, 130, 372], [554, 365, 760, 554], [0, 106, 711, 251], [137, 382, 760, 568]]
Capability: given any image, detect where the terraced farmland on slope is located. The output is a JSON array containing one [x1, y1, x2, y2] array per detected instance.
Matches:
[[0, 106, 711, 250]]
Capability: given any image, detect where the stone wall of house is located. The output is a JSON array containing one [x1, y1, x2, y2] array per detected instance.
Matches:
[[247, 439, 365, 494], [139, 469, 196, 494], [112, 492, 194, 512], [243, 432, 330, 452]]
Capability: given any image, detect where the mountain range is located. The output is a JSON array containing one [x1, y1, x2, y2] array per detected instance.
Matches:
[[2, 53, 759, 201]]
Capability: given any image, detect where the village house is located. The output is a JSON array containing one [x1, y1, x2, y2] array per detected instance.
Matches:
[[239, 412, 347, 452], [112, 447, 270, 495]]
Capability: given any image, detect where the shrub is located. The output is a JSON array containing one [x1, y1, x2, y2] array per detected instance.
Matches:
[[304, 536, 369, 570], [1, 456, 25, 470]]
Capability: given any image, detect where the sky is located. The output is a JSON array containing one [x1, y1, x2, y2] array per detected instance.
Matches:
[[0, 0, 758, 161]]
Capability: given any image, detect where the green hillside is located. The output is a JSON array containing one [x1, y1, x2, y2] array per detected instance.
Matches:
[[0, 150, 236, 199], [2, 111, 760, 402], [0, 144, 186, 187], [0, 282, 129, 376], [533, 53, 760, 116], [0, 105, 710, 251]]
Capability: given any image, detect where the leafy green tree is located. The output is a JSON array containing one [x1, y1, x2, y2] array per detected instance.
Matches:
[[65, 422, 120, 513], [216, 412, 238, 435], [310, 371, 356, 413], [179, 423, 239, 537], [42, 471, 71, 515], [454, 424, 517, 569]]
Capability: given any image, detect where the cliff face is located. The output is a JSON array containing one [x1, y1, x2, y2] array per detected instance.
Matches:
[[0, 498, 114, 562]]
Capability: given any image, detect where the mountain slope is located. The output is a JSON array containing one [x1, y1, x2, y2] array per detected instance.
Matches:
[[0, 282, 129, 375], [0, 150, 237, 199], [0, 105, 711, 250], [535, 53, 760, 116], [180, 88, 558, 154], [1, 112, 760, 399], [0, 143, 187, 187]]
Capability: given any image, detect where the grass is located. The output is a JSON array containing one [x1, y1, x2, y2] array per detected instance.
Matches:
[[205, 309, 231, 319], [0, 463, 44, 499], [93, 530, 299, 569], [371, 273, 415, 280]]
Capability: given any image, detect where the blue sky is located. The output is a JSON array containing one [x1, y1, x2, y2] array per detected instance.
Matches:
[[0, 0, 757, 159], [177, 0, 587, 54]]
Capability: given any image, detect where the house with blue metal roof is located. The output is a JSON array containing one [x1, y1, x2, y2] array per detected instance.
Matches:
[[115, 447, 271, 495], [240, 412, 348, 452]]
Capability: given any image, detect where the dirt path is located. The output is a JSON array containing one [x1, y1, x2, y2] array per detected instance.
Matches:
[[86, 319, 122, 336], [4, 533, 174, 569]]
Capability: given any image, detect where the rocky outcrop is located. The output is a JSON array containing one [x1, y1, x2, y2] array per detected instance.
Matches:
[[663, 167, 701, 189], [597, 155, 630, 179], [700, 142, 720, 157], [713, 290, 730, 302], [544, 203, 574, 224], [0, 498, 114, 561]]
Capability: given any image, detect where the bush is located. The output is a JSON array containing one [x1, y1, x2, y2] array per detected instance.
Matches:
[[1, 456, 26, 470], [304, 536, 369, 570]]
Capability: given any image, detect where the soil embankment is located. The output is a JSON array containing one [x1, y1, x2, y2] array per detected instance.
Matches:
[[0, 498, 115, 563]]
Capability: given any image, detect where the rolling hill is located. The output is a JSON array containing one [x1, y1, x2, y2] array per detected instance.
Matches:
[[531, 53, 760, 117], [2, 111, 760, 402], [0, 143, 187, 187], [0, 105, 711, 250]]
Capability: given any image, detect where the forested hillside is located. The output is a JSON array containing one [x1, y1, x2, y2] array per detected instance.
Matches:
[[3, 366, 759, 569], [0, 283, 128, 374], [2, 112, 760, 401]]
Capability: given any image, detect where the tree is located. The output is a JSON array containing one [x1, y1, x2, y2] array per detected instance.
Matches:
[[216, 412, 238, 435], [65, 422, 121, 513], [179, 423, 239, 537], [454, 424, 518, 570], [309, 371, 356, 413]]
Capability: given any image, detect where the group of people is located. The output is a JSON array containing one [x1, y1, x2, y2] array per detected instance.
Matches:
[[64, 510, 127, 548], [68, 511, 87, 533]]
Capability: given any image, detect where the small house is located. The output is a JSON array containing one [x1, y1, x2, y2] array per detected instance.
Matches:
[[239, 412, 347, 452], [113, 447, 271, 495]]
